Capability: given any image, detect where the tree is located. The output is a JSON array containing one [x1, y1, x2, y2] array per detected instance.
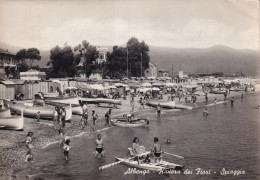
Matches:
[[127, 37, 150, 77], [74, 40, 99, 77], [26, 48, 41, 68], [15, 49, 29, 72], [104, 46, 127, 79], [48, 45, 78, 78]]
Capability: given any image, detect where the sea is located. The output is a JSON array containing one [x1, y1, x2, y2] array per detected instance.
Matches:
[[26, 93, 260, 180]]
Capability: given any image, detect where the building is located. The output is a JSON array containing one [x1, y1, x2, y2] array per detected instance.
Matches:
[[96, 47, 109, 64], [20, 69, 46, 80], [145, 62, 157, 77], [0, 48, 17, 79], [158, 69, 169, 77]]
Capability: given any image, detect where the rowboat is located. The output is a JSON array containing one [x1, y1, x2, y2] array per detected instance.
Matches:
[[78, 97, 122, 105], [35, 93, 80, 105], [0, 108, 11, 118], [111, 118, 149, 128], [210, 89, 227, 94], [10, 103, 72, 121], [146, 101, 175, 109], [114, 156, 184, 172], [0, 112, 24, 130]]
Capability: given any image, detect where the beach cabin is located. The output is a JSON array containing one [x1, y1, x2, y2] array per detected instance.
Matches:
[[0, 80, 15, 100]]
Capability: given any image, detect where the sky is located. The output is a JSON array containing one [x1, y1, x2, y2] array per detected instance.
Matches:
[[0, 0, 259, 51]]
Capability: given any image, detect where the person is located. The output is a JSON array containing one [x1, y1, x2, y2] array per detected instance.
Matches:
[[63, 138, 70, 161], [80, 104, 88, 130], [224, 92, 227, 101], [130, 95, 135, 113], [214, 98, 217, 104], [95, 134, 104, 158], [156, 104, 161, 120], [126, 113, 134, 122], [53, 108, 59, 130], [203, 108, 209, 116], [140, 97, 144, 109], [256, 105, 260, 109], [36, 111, 40, 122], [105, 109, 112, 126], [25, 132, 34, 162], [132, 137, 146, 155], [60, 107, 66, 129], [92, 110, 98, 130], [151, 137, 162, 163], [241, 93, 244, 100], [231, 97, 234, 107], [205, 92, 208, 103], [166, 139, 171, 144]]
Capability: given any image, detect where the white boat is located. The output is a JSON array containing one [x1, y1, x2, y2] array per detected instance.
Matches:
[[0, 112, 24, 130], [174, 104, 193, 110], [10, 102, 72, 121], [111, 118, 149, 128], [0, 108, 11, 118], [146, 101, 176, 109], [78, 97, 122, 105], [114, 156, 184, 172]]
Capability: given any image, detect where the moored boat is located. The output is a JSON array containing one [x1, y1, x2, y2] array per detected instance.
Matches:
[[0, 112, 24, 130], [210, 89, 227, 94], [0, 108, 11, 118], [78, 97, 122, 105], [111, 118, 149, 128], [174, 104, 193, 110], [114, 156, 184, 172], [146, 101, 175, 109], [10, 102, 72, 120]]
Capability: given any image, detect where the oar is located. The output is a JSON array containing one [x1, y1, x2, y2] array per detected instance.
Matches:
[[163, 152, 184, 159], [99, 156, 135, 170]]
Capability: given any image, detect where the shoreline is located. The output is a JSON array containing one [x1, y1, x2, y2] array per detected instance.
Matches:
[[0, 90, 258, 179]]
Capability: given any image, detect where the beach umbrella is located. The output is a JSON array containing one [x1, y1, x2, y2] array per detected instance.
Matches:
[[166, 83, 176, 87], [114, 83, 125, 87], [139, 88, 151, 93], [152, 87, 160, 91], [64, 86, 77, 90], [141, 83, 152, 87]]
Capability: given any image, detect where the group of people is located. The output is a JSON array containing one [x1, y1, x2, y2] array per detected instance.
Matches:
[[80, 103, 113, 131], [131, 137, 162, 163]]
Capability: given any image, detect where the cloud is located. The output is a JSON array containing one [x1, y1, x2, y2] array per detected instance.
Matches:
[[1, 16, 258, 50]]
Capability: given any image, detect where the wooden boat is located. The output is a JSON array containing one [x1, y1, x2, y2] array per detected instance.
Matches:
[[35, 94, 80, 105], [0, 108, 11, 118], [114, 156, 184, 172], [210, 89, 227, 94], [111, 117, 149, 128], [10, 103, 72, 121], [146, 101, 175, 109], [0, 112, 24, 130], [78, 97, 122, 105]]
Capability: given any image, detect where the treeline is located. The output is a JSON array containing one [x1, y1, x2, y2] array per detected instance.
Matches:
[[15, 37, 150, 79]]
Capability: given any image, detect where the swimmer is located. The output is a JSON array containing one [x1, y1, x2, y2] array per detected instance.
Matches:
[[203, 108, 208, 116], [95, 134, 104, 158]]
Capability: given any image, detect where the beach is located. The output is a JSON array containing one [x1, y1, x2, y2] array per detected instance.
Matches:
[[0, 89, 257, 180]]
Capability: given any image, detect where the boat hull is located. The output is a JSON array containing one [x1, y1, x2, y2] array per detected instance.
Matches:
[[0, 115, 24, 130], [146, 101, 175, 109], [10, 103, 72, 120], [111, 119, 148, 128], [0, 108, 11, 118], [115, 157, 184, 172], [78, 97, 122, 105]]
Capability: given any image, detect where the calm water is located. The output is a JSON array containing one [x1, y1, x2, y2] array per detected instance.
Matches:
[[29, 94, 260, 180]]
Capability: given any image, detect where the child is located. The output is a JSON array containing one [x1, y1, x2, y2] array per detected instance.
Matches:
[[63, 139, 70, 161], [36, 111, 40, 122]]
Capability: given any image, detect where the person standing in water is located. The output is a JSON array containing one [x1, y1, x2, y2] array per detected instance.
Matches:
[[63, 138, 70, 161], [25, 132, 34, 162], [231, 97, 234, 107], [156, 104, 161, 120], [105, 109, 112, 127], [151, 137, 162, 163], [95, 134, 104, 158], [36, 111, 40, 122], [92, 110, 98, 131], [203, 108, 209, 116]]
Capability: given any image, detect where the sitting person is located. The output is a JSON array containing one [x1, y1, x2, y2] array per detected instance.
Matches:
[[126, 114, 135, 122], [132, 137, 146, 155]]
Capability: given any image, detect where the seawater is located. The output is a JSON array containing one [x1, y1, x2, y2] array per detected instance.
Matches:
[[27, 94, 260, 180]]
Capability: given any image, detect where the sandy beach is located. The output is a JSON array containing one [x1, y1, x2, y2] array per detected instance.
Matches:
[[0, 90, 256, 180]]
